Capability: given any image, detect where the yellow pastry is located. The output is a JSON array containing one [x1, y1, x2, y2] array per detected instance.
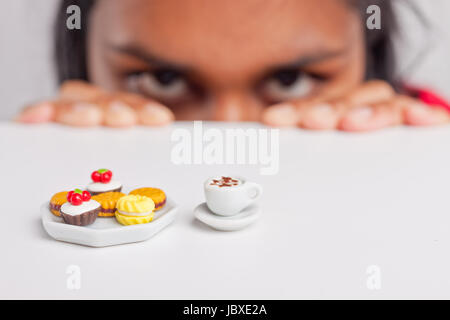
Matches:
[[92, 192, 126, 217], [129, 187, 166, 211], [115, 195, 155, 226], [49, 191, 68, 217]]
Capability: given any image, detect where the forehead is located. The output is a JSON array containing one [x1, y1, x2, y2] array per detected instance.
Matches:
[[93, 0, 358, 78]]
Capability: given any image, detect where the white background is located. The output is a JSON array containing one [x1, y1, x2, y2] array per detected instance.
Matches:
[[1, 121, 450, 299], [0, 0, 450, 120]]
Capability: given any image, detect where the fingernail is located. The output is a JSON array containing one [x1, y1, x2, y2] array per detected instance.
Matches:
[[301, 103, 337, 129], [105, 101, 137, 127], [145, 103, 173, 119], [409, 103, 432, 118], [347, 106, 373, 121], [262, 103, 298, 126], [59, 102, 102, 126], [144, 103, 162, 114], [140, 103, 174, 125], [273, 103, 297, 114], [72, 102, 95, 113], [407, 102, 450, 125], [108, 101, 131, 112], [310, 103, 334, 116]]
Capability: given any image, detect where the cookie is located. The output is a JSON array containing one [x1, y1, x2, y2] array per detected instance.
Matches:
[[49, 191, 68, 217], [115, 195, 155, 226], [92, 191, 126, 217], [129, 187, 166, 210], [60, 189, 100, 226]]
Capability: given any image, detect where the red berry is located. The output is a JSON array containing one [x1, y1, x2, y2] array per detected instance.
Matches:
[[101, 171, 112, 183], [91, 171, 101, 182], [82, 191, 91, 202], [71, 193, 83, 206], [67, 191, 74, 202]]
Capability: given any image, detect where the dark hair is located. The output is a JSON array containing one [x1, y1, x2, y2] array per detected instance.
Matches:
[[55, 0, 398, 86]]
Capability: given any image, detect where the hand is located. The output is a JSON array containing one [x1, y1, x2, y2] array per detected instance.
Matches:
[[262, 80, 450, 131], [16, 80, 174, 127]]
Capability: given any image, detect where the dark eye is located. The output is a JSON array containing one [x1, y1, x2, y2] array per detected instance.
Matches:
[[261, 69, 314, 101], [126, 69, 189, 101], [273, 69, 301, 87], [153, 69, 182, 86]]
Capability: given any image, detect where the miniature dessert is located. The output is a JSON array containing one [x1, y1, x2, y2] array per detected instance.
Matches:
[[129, 187, 166, 211], [49, 191, 68, 217], [92, 191, 126, 217], [60, 189, 100, 226], [115, 195, 155, 226], [204, 176, 262, 216], [87, 169, 122, 195]]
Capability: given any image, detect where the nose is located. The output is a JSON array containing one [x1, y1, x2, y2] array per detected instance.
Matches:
[[210, 89, 262, 121]]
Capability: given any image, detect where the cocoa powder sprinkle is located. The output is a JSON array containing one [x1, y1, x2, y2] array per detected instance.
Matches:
[[209, 176, 240, 187]]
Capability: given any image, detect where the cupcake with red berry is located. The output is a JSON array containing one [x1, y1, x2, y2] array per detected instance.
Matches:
[[87, 169, 122, 195], [60, 189, 100, 226]]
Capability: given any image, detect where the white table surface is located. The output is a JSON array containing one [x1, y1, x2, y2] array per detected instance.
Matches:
[[1, 121, 450, 299]]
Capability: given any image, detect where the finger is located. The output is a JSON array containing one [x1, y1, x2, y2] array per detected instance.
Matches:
[[261, 103, 299, 127], [261, 81, 393, 128], [389, 95, 450, 126], [15, 101, 55, 123], [261, 96, 325, 127], [341, 80, 395, 106], [112, 91, 148, 108], [59, 80, 104, 102], [403, 102, 450, 126], [300, 102, 348, 130], [138, 102, 175, 126], [54, 100, 103, 127], [113, 92, 174, 126], [339, 102, 402, 132], [103, 100, 138, 128]]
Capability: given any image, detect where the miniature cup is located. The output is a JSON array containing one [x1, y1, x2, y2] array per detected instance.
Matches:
[[204, 176, 263, 216]]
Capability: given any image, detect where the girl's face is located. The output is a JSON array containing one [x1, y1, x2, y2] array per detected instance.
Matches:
[[88, 0, 365, 121]]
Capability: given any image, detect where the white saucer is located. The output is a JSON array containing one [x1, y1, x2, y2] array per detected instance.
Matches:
[[41, 199, 178, 247], [194, 202, 260, 231]]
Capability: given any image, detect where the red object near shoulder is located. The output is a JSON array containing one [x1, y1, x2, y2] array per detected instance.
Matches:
[[404, 85, 450, 112]]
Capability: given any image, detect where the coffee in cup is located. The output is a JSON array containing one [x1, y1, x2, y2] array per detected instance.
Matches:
[[204, 176, 262, 216]]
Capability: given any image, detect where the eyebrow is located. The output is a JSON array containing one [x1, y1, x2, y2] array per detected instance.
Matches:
[[109, 42, 346, 74], [108, 43, 188, 71], [274, 50, 347, 70]]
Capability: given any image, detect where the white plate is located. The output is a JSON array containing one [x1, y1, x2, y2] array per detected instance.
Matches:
[[41, 199, 178, 247], [194, 202, 260, 231]]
